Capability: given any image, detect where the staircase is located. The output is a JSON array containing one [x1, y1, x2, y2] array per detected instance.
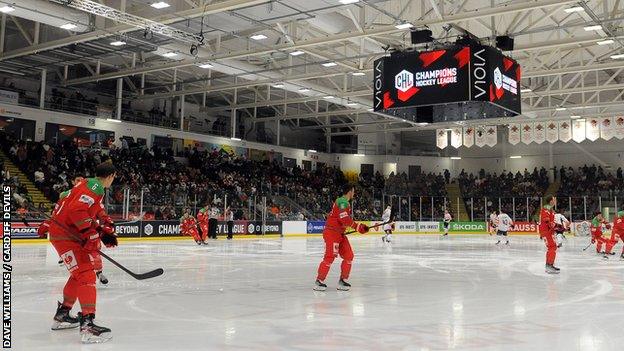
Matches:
[[273, 195, 315, 219], [0, 150, 52, 209], [446, 182, 469, 221]]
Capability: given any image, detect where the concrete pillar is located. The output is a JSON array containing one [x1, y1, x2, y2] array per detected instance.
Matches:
[[116, 78, 123, 120], [180, 95, 185, 131]]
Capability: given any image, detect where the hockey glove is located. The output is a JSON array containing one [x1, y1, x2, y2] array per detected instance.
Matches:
[[37, 221, 50, 239], [356, 223, 369, 234], [99, 224, 118, 248]]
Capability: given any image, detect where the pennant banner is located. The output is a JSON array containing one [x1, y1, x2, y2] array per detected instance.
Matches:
[[559, 120, 571, 142], [534, 122, 546, 144], [436, 129, 448, 149], [521, 123, 534, 144], [475, 126, 487, 147], [546, 121, 558, 143], [463, 127, 475, 148], [508, 123, 520, 145], [572, 119, 586, 143], [600, 117, 614, 140], [615, 117, 624, 140], [485, 125, 497, 147], [586, 118, 600, 141], [450, 128, 463, 148]]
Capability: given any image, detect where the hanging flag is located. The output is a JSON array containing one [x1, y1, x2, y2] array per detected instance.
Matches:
[[558, 120, 571, 142], [534, 122, 546, 144], [521, 123, 534, 144], [450, 128, 463, 148], [615, 117, 624, 140], [600, 117, 614, 140], [436, 129, 448, 149], [485, 125, 497, 147], [586, 118, 600, 141], [475, 126, 487, 147], [508, 123, 520, 145], [546, 121, 558, 143], [572, 119, 586, 143], [463, 127, 474, 148]]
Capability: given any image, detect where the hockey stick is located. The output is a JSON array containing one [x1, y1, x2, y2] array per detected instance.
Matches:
[[582, 242, 592, 251], [30, 207, 164, 280], [114, 211, 147, 225], [344, 220, 393, 235]]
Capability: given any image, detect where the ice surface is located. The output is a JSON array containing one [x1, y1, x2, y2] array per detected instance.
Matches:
[[11, 235, 624, 350]]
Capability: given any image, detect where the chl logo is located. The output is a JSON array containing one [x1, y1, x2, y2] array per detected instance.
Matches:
[[493, 67, 502, 89], [395, 70, 414, 93], [144, 223, 154, 236]]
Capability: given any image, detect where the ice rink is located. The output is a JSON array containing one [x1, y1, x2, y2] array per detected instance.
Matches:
[[12, 234, 624, 351]]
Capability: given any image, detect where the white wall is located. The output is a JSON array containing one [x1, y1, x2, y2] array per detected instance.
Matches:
[[337, 153, 452, 176]]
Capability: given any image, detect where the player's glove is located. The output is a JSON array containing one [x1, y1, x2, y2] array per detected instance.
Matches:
[[356, 223, 369, 234], [99, 214, 114, 226], [37, 221, 50, 239], [591, 238, 596, 244], [391, 223, 396, 231], [605, 223, 612, 229], [99, 224, 118, 248]]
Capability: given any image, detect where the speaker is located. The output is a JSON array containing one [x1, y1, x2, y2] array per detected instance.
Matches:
[[495, 35, 514, 51], [410, 29, 433, 44]]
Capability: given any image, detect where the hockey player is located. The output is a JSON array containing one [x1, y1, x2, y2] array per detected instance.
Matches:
[[590, 212, 610, 255], [495, 210, 513, 245], [489, 211, 499, 235], [540, 195, 559, 274], [606, 210, 624, 259], [224, 206, 235, 240], [180, 209, 202, 245], [554, 209, 570, 248], [196, 205, 209, 244], [48, 161, 117, 344], [441, 210, 452, 236], [208, 204, 219, 240], [314, 184, 369, 291], [381, 205, 393, 243]]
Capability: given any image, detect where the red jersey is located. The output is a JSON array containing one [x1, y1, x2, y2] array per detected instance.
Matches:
[[613, 211, 624, 235], [180, 215, 198, 233], [197, 207, 209, 225], [324, 196, 356, 234], [539, 205, 555, 235], [49, 178, 106, 243]]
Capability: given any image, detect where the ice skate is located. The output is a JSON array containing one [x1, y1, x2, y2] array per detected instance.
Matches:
[[337, 279, 351, 291], [79, 313, 112, 344], [505, 241, 509, 245], [51, 302, 80, 330], [382, 235, 386, 243], [313, 279, 327, 291], [495, 240, 500, 245], [545, 264, 560, 274], [97, 271, 108, 285]]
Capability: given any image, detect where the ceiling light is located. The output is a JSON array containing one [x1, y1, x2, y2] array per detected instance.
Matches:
[[106, 118, 122, 123], [322, 62, 338, 67], [151, 2, 170, 9], [509, 155, 522, 159], [555, 107, 567, 111], [367, 108, 374, 111], [298, 88, 310, 92], [611, 53, 624, 59], [198, 63, 213, 69], [597, 39, 614, 45], [161, 51, 178, 57], [230, 137, 241, 141], [450, 157, 461, 160], [289, 50, 305, 56], [564, 6, 584, 13], [323, 95, 335, 99], [0, 6, 15, 13], [354, 153, 365, 157], [308, 149, 317, 153], [395, 22, 414, 30], [570, 115, 581, 119], [110, 40, 126, 46], [250, 34, 268, 40], [60, 23, 77, 30], [339, 0, 360, 4], [351, 72, 366, 76], [272, 83, 285, 88], [417, 122, 429, 126], [520, 88, 532, 93], [347, 102, 358, 106], [584, 25, 602, 31]]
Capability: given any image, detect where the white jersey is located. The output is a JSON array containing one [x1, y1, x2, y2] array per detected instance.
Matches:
[[444, 213, 452, 223], [382, 208, 392, 231], [490, 213, 498, 225], [497, 213, 513, 232], [554, 213, 569, 227]]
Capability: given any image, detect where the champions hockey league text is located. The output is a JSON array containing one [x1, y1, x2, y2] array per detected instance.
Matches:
[[2, 185, 11, 349]]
